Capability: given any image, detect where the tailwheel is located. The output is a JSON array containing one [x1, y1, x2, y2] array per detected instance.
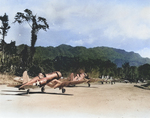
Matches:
[[62, 88, 66, 93], [27, 89, 30, 94], [41, 86, 45, 93], [88, 83, 90, 87], [19, 88, 25, 90]]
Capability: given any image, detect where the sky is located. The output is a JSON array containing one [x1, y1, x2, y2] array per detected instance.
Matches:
[[1, 0, 150, 58]]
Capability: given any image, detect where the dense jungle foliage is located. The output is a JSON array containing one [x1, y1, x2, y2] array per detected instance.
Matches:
[[2, 44, 147, 83]]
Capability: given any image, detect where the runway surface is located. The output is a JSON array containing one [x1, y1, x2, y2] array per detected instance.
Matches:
[[1, 83, 150, 118]]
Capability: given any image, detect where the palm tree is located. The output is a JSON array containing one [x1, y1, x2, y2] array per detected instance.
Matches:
[[0, 13, 11, 65], [14, 9, 49, 65]]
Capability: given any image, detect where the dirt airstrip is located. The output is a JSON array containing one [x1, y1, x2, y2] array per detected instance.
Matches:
[[0, 82, 150, 118]]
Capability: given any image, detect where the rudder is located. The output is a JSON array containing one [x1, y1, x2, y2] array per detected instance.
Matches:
[[22, 71, 30, 84]]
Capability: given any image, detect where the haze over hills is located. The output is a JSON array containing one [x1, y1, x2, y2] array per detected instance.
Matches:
[[33, 44, 150, 67]]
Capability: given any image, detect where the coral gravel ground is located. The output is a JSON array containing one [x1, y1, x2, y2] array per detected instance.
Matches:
[[0, 82, 150, 118]]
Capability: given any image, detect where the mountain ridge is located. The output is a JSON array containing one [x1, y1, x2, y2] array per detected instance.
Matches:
[[33, 44, 150, 67]]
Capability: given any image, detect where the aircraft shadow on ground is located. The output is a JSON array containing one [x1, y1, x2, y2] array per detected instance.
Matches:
[[1, 90, 73, 96], [67, 85, 98, 88]]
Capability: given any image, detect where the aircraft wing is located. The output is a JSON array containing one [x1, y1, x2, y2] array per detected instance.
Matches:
[[46, 82, 54, 88]]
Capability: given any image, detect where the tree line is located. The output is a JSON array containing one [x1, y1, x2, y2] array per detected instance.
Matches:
[[0, 9, 150, 82]]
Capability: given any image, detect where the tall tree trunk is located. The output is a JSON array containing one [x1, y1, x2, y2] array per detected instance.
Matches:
[[30, 28, 37, 65]]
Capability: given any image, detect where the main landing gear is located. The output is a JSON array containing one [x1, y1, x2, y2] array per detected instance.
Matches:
[[41, 86, 45, 93], [88, 83, 90, 87], [27, 89, 30, 94], [62, 88, 66, 93], [26, 87, 45, 94]]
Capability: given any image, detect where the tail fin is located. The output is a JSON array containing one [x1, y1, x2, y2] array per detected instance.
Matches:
[[22, 71, 30, 84], [67, 73, 74, 81]]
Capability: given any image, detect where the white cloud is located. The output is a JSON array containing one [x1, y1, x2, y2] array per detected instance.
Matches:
[[137, 48, 150, 58], [42, 1, 150, 42], [1, 0, 150, 57], [102, 5, 150, 40], [67, 39, 84, 46]]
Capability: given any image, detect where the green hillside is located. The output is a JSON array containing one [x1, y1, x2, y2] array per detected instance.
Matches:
[[33, 44, 150, 67]]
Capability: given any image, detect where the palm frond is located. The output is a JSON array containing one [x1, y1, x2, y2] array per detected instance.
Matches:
[[38, 17, 49, 29], [24, 9, 32, 16], [13, 12, 26, 23], [37, 24, 47, 31]]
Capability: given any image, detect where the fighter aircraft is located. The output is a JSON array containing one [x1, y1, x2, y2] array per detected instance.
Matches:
[[57, 72, 100, 88], [48, 72, 91, 89], [9, 71, 64, 94]]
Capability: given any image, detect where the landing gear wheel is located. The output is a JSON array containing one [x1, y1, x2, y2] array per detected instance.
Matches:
[[62, 88, 66, 93], [88, 83, 90, 87], [41, 87, 45, 93], [27, 89, 30, 94]]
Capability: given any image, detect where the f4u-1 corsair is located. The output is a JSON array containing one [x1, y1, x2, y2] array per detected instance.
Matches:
[[8, 71, 65, 94]]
